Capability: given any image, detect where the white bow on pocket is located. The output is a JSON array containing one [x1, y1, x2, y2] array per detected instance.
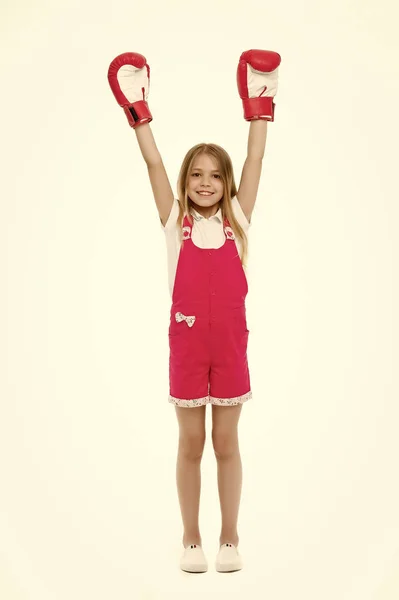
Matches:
[[175, 312, 196, 328]]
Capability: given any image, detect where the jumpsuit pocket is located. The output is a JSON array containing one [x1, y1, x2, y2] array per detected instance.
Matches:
[[168, 320, 188, 348], [235, 320, 250, 357], [230, 305, 249, 332], [231, 314, 250, 335], [168, 321, 187, 337]]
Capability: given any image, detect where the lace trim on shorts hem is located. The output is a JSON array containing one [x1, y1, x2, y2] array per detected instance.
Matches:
[[168, 390, 252, 407], [209, 390, 252, 406], [168, 395, 210, 408]]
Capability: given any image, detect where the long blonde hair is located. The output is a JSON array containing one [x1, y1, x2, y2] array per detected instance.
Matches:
[[176, 143, 248, 267]]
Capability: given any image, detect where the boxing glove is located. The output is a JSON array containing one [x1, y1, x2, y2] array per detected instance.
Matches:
[[108, 52, 152, 128], [237, 50, 281, 122]]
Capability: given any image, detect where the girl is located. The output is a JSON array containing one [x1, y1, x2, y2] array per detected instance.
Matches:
[[108, 49, 281, 573]]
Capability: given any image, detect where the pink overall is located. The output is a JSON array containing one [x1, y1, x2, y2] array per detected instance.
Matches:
[[168, 213, 252, 408]]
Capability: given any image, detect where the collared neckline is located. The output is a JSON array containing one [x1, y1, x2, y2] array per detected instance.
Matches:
[[190, 205, 222, 222]]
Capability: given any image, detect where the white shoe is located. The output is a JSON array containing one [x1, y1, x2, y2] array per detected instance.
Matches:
[[180, 543, 208, 573], [215, 543, 243, 572]]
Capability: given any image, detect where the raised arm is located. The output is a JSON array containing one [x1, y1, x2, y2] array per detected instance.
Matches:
[[135, 124, 174, 226], [236, 49, 281, 222], [108, 52, 174, 226], [237, 121, 267, 223]]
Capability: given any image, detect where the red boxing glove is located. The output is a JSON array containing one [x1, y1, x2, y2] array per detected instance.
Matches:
[[237, 49, 281, 122], [107, 52, 152, 128]]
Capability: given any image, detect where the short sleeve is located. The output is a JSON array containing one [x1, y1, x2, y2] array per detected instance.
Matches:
[[231, 196, 251, 231], [161, 198, 180, 231]]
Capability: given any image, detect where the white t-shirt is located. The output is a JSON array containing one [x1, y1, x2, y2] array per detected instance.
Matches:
[[161, 196, 251, 298]]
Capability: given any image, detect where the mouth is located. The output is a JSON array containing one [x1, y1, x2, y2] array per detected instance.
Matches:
[[197, 192, 214, 196]]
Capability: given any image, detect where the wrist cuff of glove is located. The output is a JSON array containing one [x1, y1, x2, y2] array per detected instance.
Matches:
[[123, 101, 153, 128], [242, 97, 275, 122]]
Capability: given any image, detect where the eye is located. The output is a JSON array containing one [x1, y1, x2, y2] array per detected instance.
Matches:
[[191, 173, 200, 177], [213, 174, 221, 178]]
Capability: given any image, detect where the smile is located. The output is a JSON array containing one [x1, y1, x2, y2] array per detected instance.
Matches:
[[197, 192, 214, 196]]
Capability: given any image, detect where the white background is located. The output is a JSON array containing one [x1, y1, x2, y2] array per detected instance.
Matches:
[[1, 0, 398, 598]]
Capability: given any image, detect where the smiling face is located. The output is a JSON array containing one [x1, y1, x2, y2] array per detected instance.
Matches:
[[187, 153, 224, 212]]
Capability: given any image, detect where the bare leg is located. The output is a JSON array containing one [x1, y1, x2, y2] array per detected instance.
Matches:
[[212, 404, 243, 547], [175, 404, 206, 547]]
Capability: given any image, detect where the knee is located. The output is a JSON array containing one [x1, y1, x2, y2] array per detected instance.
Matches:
[[212, 430, 239, 459], [179, 433, 206, 460]]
